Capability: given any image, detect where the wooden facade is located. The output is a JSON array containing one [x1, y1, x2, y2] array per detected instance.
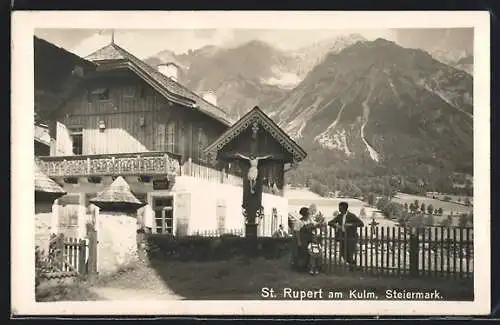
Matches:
[[34, 38, 304, 238], [48, 70, 227, 163]]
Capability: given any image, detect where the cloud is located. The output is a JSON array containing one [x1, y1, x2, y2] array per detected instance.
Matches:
[[70, 30, 113, 57]]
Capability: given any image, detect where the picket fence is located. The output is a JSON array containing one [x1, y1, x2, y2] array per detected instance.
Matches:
[[317, 225, 474, 279], [189, 225, 473, 279], [38, 234, 91, 280]]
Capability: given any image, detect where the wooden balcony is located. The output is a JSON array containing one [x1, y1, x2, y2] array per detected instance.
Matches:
[[37, 152, 181, 177], [181, 159, 243, 187]]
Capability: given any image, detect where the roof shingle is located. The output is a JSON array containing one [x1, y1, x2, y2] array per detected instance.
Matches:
[[34, 163, 66, 195], [89, 176, 146, 211], [85, 43, 234, 126]]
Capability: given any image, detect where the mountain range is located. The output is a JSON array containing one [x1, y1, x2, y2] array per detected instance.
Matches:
[[144, 35, 473, 195]]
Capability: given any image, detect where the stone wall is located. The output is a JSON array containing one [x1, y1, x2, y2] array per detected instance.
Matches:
[[96, 211, 138, 276], [35, 201, 53, 253]]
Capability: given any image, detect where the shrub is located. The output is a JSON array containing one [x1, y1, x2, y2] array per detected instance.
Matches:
[[145, 234, 293, 262], [458, 213, 469, 228]]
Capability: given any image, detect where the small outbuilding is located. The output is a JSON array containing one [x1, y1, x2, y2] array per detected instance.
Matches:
[[89, 176, 146, 275]]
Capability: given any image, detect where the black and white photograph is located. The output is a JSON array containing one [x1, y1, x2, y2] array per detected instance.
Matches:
[[11, 11, 490, 316]]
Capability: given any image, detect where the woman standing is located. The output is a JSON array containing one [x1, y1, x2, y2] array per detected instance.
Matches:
[[292, 207, 316, 271]]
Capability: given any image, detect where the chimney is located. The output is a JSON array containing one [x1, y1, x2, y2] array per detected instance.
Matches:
[[202, 91, 217, 106], [157, 62, 179, 82]]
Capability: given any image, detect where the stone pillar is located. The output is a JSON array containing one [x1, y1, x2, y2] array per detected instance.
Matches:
[[96, 210, 139, 276]]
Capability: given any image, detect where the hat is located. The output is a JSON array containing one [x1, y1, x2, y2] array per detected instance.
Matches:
[[299, 207, 309, 219]]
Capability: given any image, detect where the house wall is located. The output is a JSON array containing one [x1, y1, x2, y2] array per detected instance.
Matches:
[[169, 176, 288, 236], [51, 71, 227, 162]]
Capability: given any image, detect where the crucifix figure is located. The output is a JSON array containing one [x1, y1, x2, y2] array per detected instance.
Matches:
[[234, 153, 273, 194]]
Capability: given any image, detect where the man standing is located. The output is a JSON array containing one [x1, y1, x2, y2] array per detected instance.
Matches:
[[328, 202, 364, 269], [273, 224, 288, 238]]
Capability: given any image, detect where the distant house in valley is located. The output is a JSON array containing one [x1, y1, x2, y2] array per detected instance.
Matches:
[[34, 36, 306, 238]]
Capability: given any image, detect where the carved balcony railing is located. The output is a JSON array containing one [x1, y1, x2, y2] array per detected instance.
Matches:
[[37, 152, 181, 178]]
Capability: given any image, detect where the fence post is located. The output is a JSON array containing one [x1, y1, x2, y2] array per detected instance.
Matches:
[[78, 239, 87, 276], [87, 228, 98, 283], [409, 227, 419, 277]]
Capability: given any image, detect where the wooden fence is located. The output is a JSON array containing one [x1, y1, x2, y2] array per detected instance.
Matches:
[[37, 234, 89, 280], [191, 228, 245, 237], [317, 225, 473, 279]]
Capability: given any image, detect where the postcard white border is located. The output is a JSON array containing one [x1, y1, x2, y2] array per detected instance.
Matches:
[[11, 11, 491, 316]]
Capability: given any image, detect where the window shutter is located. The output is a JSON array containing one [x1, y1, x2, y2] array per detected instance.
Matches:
[[56, 122, 73, 156]]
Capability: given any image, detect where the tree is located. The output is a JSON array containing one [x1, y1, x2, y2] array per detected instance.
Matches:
[[404, 202, 409, 212], [464, 197, 472, 206], [427, 204, 434, 215], [420, 203, 426, 213], [360, 207, 367, 219], [376, 197, 390, 212], [314, 211, 326, 225], [467, 212, 473, 227], [443, 196, 451, 202], [437, 207, 444, 215], [367, 193, 376, 206], [447, 214, 453, 226], [409, 202, 418, 213], [385, 202, 404, 220], [458, 213, 468, 228]]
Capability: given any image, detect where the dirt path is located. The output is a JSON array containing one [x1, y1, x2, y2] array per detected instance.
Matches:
[[90, 287, 185, 300], [89, 264, 186, 300]]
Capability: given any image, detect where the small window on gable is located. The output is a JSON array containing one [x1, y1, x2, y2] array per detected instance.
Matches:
[[91, 87, 110, 101], [123, 86, 136, 98]]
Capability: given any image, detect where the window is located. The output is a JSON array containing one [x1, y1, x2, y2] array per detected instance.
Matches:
[[69, 127, 83, 155], [166, 122, 176, 153], [91, 87, 110, 101], [153, 196, 174, 234], [123, 86, 136, 98]]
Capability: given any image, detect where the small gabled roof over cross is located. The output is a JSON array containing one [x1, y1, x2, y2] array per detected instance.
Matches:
[[203, 106, 307, 164]]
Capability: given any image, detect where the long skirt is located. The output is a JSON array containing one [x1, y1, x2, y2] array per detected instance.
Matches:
[[291, 242, 309, 272]]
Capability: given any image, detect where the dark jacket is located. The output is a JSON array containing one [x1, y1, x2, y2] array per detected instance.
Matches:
[[328, 211, 364, 240]]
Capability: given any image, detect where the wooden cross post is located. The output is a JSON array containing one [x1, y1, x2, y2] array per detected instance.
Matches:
[[243, 122, 263, 239]]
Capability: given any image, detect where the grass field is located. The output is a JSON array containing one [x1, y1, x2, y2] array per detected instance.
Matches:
[[392, 193, 473, 215], [288, 192, 397, 228]]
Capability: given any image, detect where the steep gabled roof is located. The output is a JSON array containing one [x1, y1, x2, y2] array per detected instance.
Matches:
[[85, 43, 234, 126], [203, 106, 307, 164]]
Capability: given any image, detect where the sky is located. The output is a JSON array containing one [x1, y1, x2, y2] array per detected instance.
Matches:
[[34, 28, 473, 60]]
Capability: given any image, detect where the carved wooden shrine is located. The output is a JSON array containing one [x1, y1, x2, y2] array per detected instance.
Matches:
[[204, 107, 307, 238]]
